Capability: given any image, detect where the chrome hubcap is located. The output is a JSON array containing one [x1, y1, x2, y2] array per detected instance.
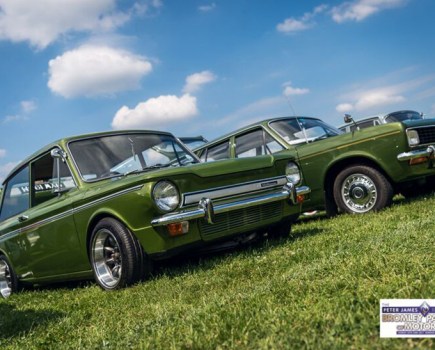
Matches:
[[341, 173, 377, 213], [0, 260, 12, 298], [92, 230, 122, 288]]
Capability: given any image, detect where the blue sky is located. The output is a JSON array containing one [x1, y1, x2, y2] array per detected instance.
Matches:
[[1, 0, 435, 182]]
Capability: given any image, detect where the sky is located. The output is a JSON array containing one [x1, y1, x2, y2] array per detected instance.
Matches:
[[1, 0, 435, 183]]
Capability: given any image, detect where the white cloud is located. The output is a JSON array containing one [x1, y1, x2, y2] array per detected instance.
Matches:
[[355, 91, 405, 110], [277, 18, 311, 33], [337, 87, 406, 112], [283, 82, 310, 96], [21, 100, 37, 113], [48, 45, 152, 98], [336, 103, 354, 113], [3, 115, 29, 123], [0, 149, 6, 158], [0, 0, 133, 49], [277, 5, 328, 34], [331, 0, 406, 23], [2, 99, 36, 123], [336, 73, 435, 113], [183, 70, 217, 94], [112, 94, 198, 130], [198, 3, 216, 12]]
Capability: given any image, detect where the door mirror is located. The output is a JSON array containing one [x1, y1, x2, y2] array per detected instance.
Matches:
[[50, 148, 68, 195], [344, 114, 353, 124]]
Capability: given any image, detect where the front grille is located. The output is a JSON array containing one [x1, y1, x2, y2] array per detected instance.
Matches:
[[199, 201, 283, 236], [416, 126, 435, 145]]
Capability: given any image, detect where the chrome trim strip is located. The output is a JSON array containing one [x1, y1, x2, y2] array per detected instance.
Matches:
[[20, 210, 74, 233], [0, 185, 143, 239], [0, 229, 20, 242], [74, 185, 143, 213], [182, 176, 288, 206], [152, 182, 300, 227], [397, 145, 435, 161]]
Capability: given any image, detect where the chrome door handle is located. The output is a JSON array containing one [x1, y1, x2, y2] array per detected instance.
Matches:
[[18, 215, 29, 222]]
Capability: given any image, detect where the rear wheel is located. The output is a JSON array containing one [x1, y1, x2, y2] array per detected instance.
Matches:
[[0, 255, 18, 298], [333, 165, 393, 214], [90, 218, 151, 290]]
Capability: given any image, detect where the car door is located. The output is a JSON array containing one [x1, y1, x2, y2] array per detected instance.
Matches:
[[17, 150, 89, 278], [0, 166, 31, 272]]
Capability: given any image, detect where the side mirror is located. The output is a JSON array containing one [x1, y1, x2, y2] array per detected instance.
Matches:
[[50, 148, 67, 162], [50, 148, 68, 195], [344, 114, 353, 124]]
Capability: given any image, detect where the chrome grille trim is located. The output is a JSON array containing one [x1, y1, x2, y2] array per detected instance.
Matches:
[[182, 176, 287, 206]]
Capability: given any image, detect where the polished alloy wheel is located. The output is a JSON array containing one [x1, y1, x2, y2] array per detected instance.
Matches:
[[0, 260, 12, 298], [92, 229, 123, 289], [341, 173, 377, 213]]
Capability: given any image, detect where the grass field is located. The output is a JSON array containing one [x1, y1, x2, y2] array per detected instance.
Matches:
[[1, 194, 434, 349]]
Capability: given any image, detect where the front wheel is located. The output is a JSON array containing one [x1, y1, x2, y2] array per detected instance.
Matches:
[[90, 218, 151, 291], [0, 255, 18, 298], [333, 165, 393, 214]]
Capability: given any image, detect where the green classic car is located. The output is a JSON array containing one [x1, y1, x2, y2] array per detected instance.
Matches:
[[0, 130, 310, 298], [195, 116, 435, 215]]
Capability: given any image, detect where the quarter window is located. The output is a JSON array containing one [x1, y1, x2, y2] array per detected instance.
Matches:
[[203, 142, 230, 162], [31, 151, 76, 207], [235, 129, 284, 158], [0, 166, 30, 221]]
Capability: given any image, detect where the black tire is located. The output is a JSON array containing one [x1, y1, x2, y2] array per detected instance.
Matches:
[[90, 218, 151, 291], [333, 165, 393, 214], [0, 254, 18, 298]]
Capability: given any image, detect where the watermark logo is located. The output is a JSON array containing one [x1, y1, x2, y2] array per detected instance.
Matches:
[[380, 299, 435, 338]]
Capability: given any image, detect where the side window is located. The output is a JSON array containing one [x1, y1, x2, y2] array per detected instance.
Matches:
[[356, 120, 376, 130], [31, 151, 76, 207], [0, 166, 30, 221], [236, 129, 265, 158], [204, 142, 230, 162], [264, 132, 285, 154], [235, 129, 284, 158]]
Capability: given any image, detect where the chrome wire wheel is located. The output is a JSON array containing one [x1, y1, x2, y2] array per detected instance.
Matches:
[[0, 259, 12, 298], [91, 229, 123, 289], [341, 173, 377, 213]]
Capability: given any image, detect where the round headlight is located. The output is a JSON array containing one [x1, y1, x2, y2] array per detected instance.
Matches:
[[152, 181, 180, 212], [285, 161, 302, 185]]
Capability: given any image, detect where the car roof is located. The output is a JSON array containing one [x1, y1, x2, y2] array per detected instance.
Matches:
[[199, 116, 321, 149], [3, 129, 174, 185], [337, 110, 421, 129]]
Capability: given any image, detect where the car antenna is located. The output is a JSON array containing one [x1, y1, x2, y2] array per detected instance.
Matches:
[[285, 96, 297, 116]]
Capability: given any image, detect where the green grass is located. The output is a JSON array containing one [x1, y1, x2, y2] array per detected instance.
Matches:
[[1, 194, 434, 349]]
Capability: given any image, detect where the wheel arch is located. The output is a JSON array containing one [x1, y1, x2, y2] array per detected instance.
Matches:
[[324, 156, 395, 201], [85, 211, 135, 258]]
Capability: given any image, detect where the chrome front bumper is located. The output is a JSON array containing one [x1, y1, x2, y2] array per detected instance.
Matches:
[[397, 145, 435, 161], [151, 183, 311, 227]]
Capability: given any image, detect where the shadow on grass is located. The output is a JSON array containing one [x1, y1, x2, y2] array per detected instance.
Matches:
[[154, 224, 325, 279], [6, 223, 326, 295], [0, 303, 64, 340]]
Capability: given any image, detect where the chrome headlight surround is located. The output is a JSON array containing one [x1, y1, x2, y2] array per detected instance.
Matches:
[[152, 180, 180, 212], [285, 161, 302, 185], [406, 129, 420, 147]]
